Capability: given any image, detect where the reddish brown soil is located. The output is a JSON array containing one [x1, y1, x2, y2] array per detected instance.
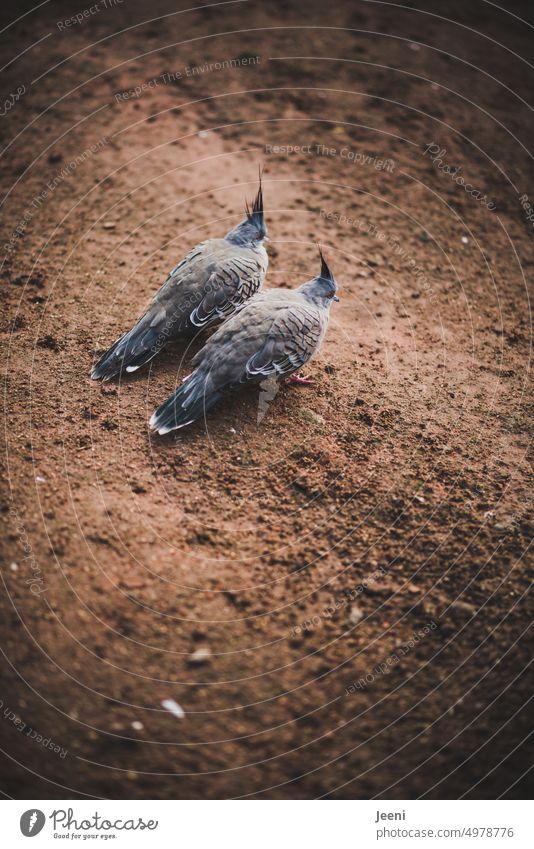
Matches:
[[1, 0, 532, 799]]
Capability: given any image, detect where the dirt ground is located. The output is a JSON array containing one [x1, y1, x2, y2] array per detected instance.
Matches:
[[1, 0, 532, 800]]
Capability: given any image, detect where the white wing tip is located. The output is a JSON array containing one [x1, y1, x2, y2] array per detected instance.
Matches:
[[148, 414, 172, 435], [157, 425, 173, 435]]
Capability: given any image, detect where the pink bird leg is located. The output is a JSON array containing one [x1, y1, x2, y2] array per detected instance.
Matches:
[[288, 373, 314, 385]]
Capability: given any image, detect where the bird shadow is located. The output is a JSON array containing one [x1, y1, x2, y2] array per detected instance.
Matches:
[[147, 378, 307, 447], [147, 390, 261, 445]]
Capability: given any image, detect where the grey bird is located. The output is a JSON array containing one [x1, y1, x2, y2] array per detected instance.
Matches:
[[149, 249, 339, 434], [90, 179, 268, 380]]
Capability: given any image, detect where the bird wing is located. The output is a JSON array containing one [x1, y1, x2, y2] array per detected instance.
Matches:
[[243, 302, 324, 381], [191, 295, 324, 387], [150, 239, 265, 328], [149, 296, 327, 433], [92, 241, 266, 380], [187, 251, 267, 328]]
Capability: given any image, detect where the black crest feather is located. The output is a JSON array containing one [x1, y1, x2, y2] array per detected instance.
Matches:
[[317, 244, 333, 281], [245, 168, 264, 228]]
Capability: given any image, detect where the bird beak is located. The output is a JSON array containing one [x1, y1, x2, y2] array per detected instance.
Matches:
[[263, 236, 270, 242], [333, 295, 340, 302]]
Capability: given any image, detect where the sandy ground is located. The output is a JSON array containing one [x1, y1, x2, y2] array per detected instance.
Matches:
[[1, 0, 532, 799]]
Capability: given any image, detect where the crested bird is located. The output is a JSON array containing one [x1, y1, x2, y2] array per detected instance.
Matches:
[[90, 179, 268, 380], [149, 249, 339, 434]]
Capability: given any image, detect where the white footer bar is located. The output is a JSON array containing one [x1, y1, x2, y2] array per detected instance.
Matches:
[[4, 799, 531, 848]]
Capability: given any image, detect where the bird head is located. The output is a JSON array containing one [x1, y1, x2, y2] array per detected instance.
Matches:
[[225, 176, 268, 246], [299, 248, 339, 307]]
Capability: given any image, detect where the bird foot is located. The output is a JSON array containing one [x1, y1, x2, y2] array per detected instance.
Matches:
[[289, 373, 314, 385]]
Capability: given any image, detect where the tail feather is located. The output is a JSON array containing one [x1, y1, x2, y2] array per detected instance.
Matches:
[[91, 322, 162, 381], [149, 373, 221, 434]]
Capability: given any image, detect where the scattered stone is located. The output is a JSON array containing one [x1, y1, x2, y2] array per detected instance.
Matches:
[[161, 698, 185, 719], [188, 646, 212, 665], [121, 572, 146, 590], [131, 721, 144, 731], [13, 274, 44, 288], [493, 518, 516, 535], [298, 408, 324, 425], [37, 335, 62, 351], [9, 562, 18, 572], [103, 221, 116, 229], [450, 600, 476, 615], [349, 604, 364, 625]]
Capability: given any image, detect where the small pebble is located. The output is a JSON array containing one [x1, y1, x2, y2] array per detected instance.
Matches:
[[461, 236, 469, 244], [298, 408, 324, 425], [451, 600, 476, 614], [349, 605, 364, 625], [161, 698, 185, 719], [10, 562, 18, 572], [122, 573, 146, 590], [188, 646, 212, 665]]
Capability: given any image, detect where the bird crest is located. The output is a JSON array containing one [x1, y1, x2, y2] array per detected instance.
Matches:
[[226, 171, 267, 245], [318, 244, 334, 282], [245, 171, 265, 232]]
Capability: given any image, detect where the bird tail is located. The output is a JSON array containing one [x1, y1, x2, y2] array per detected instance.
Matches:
[[149, 371, 222, 434], [90, 320, 163, 381]]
